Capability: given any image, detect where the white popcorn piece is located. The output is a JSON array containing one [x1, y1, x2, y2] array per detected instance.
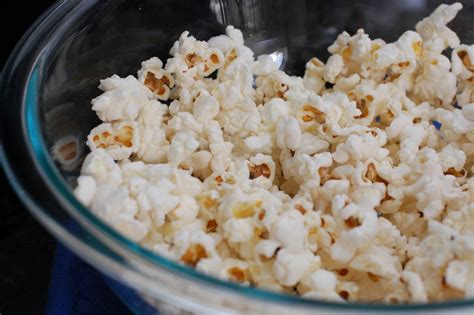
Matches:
[[91, 184, 149, 242], [273, 249, 316, 286], [92, 75, 153, 122], [255, 239, 281, 261], [401, 271, 428, 303], [136, 181, 180, 226], [243, 132, 273, 154], [80, 149, 122, 184], [461, 103, 474, 121], [167, 131, 200, 166], [192, 91, 220, 123], [415, 2, 462, 53], [275, 117, 302, 151], [253, 54, 279, 76], [74, 175, 97, 206], [87, 120, 140, 160], [303, 58, 326, 94], [270, 210, 306, 251], [208, 25, 245, 54], [137, 57, 175, 100], [260, 98, 290, 127], [223, 218, 254, 243], [309, 269, 338, 293], [137, 126, 169, 164], [324, 54, 345, 83], [445, 260, 469, 291], [437, 144, 466, 172], [168, 195, 199, 223]]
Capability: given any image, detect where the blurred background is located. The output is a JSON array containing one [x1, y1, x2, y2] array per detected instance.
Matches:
[[1, 1, 56, 314]]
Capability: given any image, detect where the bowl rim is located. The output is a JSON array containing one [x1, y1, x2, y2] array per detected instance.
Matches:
[[3, 0, 474, 311]]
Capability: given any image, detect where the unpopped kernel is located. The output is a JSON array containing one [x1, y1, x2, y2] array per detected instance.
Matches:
[[76, 3, 474, 303]]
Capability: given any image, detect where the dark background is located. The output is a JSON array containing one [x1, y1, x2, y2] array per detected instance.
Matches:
[[1, 0, 56, 314]]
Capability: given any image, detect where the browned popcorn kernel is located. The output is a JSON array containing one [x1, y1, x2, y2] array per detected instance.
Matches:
[[341, 46, 353, 63], [383, 72, 401, 83], [114, 125, 134, 147], [339, 290, 349, 300], [180, 244, 208, 266], [206, 219, 218, 233], [209, 53, 220, 64], [398, 61, 410, 68], [345, 217, 361, 228], [178, 163, 190, 170], [248, 163, 271, 179], [255, 228, 269, 239], [445, 167, 466, 177], [295, 204, 306, 215], [337, 268, 349, 276], [318, 167, 332, 185], [457, 50, 474, 71], [92, 125, 134, 149], [215, 175, 224, 185], [144, 71, 174, 99], [365, 163, 388, 184], [185, 53, 202, 68], [228, 267, 247, 283], [302, 104, 325, 124], [368, 272, 380, 282]]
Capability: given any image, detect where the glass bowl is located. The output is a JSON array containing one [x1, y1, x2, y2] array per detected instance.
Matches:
[[2, 0, 474, 313]]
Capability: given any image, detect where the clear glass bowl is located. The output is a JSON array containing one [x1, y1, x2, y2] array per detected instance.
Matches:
[[2, 0, 474, 314]]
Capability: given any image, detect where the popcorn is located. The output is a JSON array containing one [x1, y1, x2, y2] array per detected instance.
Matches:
[[91, 184, 149, 242], [87, 120, 140, 160], [137, 57, 175, 101], [80, 149, 122, 184], [324, 54, 345, 83], [74, 175, 97, 206], [273, 249, 317, 286], [248, 154, 276, 189], [76, 3, 474, 304], [167, 131, 199, 166], [275, 117, 302, 151], [91, 75, 153, 122], [192, 92, 220, 123], [401, 271, 428, 303], [223, 218, 254, 243], [445, 260, 469, 291], [270, 210, 306, 251], [303, 58, 326, 94], [415, 2, 462, 53]]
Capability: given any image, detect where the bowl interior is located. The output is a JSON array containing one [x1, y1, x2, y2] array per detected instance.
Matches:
[[24, 0, 474, 311]]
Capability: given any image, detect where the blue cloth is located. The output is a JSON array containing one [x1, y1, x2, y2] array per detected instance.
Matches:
[[45, 242, 131, 315]]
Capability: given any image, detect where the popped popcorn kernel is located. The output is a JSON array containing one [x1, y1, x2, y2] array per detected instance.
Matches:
[[181, 244, 208, 267], [228, 267, 247, 283], [77, 3, 474, 304]]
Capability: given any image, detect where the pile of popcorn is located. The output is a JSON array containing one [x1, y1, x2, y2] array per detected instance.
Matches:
[[75, 3, 474, 303]]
